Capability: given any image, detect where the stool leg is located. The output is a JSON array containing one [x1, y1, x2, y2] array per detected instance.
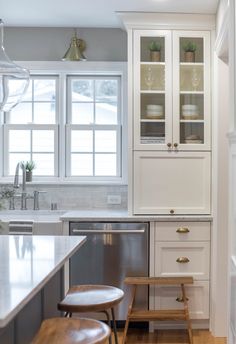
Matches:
[[103, 310, 112, 344], [64, 312, 72, 318], [111, 307, 118, 344], [122, 317, 129, 344]]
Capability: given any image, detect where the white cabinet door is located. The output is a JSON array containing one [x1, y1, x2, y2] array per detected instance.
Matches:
[[133, 151, 211, 214], [154, 241, 210, 280], [172, 31, 211, 151], [133, 30, 172, 150], [154, 281, 209, 319]]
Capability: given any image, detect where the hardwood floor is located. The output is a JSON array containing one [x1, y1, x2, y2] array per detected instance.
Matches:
[[111, 329, 227, 344]]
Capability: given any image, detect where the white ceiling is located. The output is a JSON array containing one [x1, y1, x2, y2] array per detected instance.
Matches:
[[1, 0, 219, 28]]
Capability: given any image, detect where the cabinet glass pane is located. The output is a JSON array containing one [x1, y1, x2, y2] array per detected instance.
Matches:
[[141, 94, 165, 119], [141, 65, 165, 91], [180, 123, 204, 144], [178, 36, 205, 146], [139, 35, 166, 146], [141, 122, 165, 144], [180, 94, 204, 120], [140, 93, 165, 144], [180, 37, 203, 63], [180, 65, 204, 92], [141, 37, 165, 62]]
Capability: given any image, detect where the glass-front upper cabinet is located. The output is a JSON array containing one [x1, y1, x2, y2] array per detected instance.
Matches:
[[133, 30, 172, 150], [133, 30, 211, 151], [173, 31, 211, 150]]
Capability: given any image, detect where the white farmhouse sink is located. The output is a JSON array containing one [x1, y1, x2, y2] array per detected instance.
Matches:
[[0, 210, 65, 235]]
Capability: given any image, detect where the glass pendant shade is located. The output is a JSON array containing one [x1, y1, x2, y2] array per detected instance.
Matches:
[[62, 30, 87, 61], [0, 19, 29, 112]]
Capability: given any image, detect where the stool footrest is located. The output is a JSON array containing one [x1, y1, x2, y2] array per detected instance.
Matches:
[[129, 309, 186, 321]]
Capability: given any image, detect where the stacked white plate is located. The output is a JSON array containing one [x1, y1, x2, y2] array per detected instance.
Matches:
[[182, 104, 199, 119], [146, 104, 163, 119], [185, 134, 202, 144]]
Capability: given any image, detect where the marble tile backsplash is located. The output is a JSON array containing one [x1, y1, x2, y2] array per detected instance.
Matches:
[[0, 184, 128, 211]]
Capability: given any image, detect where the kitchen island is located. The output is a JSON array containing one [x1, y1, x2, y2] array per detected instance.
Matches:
[[0, 235, 86, 344]]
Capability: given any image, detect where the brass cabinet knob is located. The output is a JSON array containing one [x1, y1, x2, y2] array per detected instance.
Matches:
[[167, 142, 172, 148], [176, 296, 189, 303], [173, 143, 178, 148], [170, 209, 175, 214], [176, 257, 190, 263], [176, 227, 190, 234]]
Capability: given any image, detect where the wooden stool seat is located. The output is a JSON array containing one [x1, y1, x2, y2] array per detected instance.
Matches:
[[58, 285, 124, 313], [58, 285, 124, 344], [32, 317, 110, 344], [122, 276, 194, 344]]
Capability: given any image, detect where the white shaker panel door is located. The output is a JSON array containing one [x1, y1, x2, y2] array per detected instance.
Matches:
[[154, 281, 209, 319], [133, 151, 211, 215]]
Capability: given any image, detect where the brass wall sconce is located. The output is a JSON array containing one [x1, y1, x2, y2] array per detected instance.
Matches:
[[62, 29, 87, 61]]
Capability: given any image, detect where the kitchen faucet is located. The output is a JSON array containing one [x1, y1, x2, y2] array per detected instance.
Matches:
[[10, 162, 46, 210], [13, 162, 28, 210]]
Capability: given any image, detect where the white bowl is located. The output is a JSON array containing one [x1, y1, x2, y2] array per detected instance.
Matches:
[[146, 104, 163, 110], [182, 104, 198, 110]]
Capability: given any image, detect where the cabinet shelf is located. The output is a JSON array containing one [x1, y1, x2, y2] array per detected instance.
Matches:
[[141, 90, 165, 94], [180, 91, 204, 95], [180, 119, 204, 123], [141, 62, 166, 66], [180, 62, 204, 66], [141, 119, 165, 122]]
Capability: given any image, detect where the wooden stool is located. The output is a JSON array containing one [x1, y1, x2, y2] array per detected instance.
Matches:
[[122, 276, 194, 344], [31, 317, 110, 344], [58, 285, 124, 344]]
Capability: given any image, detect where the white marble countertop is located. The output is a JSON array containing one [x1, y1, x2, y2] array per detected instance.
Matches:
[[60, 210, 212, 222], [0, 235, 86, 328]]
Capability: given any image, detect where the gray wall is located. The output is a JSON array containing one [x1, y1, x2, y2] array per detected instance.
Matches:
[[4, 27, 127, 61]]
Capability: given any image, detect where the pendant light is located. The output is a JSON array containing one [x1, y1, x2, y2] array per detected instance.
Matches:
[[0, 19, 30, 112], [62, 29, 87, 61]]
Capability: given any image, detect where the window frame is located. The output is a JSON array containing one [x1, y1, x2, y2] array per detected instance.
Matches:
[[0, 61, 128, 185]]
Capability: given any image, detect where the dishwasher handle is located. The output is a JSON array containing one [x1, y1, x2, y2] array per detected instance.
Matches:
[[71, 229, 145, 234]]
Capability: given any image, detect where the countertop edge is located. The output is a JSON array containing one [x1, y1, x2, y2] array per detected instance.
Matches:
[[0, 235, 86, 328]]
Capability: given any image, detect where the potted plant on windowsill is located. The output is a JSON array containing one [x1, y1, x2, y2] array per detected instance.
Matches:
[[149, 41, 162, 62], [25, 161, 36, 182], [183, 41, 197, 63]]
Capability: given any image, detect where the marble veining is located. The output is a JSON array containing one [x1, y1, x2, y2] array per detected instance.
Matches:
[[0, 235, 86, 328]]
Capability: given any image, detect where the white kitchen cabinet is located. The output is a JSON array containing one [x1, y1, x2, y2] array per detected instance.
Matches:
[[150, 221, 211, 320], [155, 241, 210, 280], [133, 151, 211, 215], [133, 30, 211, 151], [154, 281, 209, 319]]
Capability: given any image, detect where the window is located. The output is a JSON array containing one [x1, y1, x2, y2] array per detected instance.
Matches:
[[1, 62, 127, 184], [4, 76, 58, 177], [66, 76, 121, 178]]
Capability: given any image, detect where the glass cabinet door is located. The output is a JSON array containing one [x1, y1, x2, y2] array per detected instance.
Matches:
[[133, 30, 172, 150], [173, 31, 211, 150]]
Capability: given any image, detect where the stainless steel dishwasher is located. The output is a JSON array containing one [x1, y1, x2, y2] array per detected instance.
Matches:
[[69, 222, 149, 322]]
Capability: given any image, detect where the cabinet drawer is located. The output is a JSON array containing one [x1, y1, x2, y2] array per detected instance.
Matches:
[[154, 281, 209, 319], [155, 222, 210, 241], [155, 242, 210, 280]]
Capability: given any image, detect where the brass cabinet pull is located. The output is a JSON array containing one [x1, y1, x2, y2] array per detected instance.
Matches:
[[170, 209, 175, 214], [167, 142, 172, 148], [173, 143, 178, 148], [176, 296, 189, 303], [176, 227, 190, 234], [176, 257, 190, 263]]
